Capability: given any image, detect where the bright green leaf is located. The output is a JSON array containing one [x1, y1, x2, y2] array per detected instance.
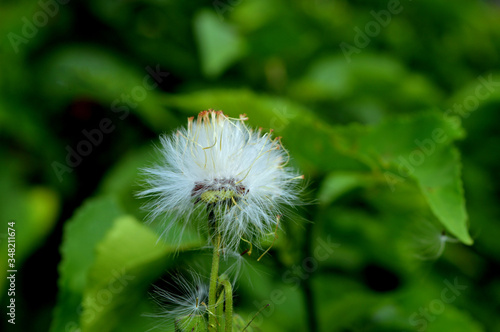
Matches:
[[193, 10, 246, 78], [318, 172, 376, 206], [81, 215, 201, 332], [50, 196, 124, 332]]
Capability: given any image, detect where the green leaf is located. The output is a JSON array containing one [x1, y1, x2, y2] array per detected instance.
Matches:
[[97, 146, 154, 218], [50, 196, 124, 332], [333, 113, 472, 244], [81, 215, 201, 332], [318, 172, 376, 206], [413, 146, 471, 245], [0, 169, 59, 293], [193, 10, 246, 78]]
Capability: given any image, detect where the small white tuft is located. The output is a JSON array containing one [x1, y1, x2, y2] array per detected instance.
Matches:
[[145, 272, 208, 331], [410, 219, 458, 260], [138, 110, 303, 252]]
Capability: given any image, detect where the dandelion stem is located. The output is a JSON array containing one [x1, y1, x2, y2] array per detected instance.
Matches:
[[219, 275, 233, 332], [208, 210, 220, 332], [216, 289, 225, 331]]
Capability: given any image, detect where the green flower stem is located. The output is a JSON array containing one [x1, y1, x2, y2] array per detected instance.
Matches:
[[218, 275, 233, 332], [208, 234, 220, 332], [216, 289, 225, 331]]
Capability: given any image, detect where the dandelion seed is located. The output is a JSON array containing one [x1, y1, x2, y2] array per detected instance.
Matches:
[[410, 219, 458, 260], [138, 110, 303, 252], [145, 272, 209, 331], [219, 248, 259, 283]]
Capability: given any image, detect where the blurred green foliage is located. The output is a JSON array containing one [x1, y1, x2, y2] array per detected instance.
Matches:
[[1, 0, 500, 331]]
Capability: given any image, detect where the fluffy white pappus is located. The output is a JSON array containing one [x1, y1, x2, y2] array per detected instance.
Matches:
[[138, 110, 303, 252], [208, 246, 257, 283], [410, 219, 459, 260], [145, 272, 208, 331]]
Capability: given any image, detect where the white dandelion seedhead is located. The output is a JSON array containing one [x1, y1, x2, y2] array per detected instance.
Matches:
[[139, 110, 303, 252], [145, 272, 209, 331]]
